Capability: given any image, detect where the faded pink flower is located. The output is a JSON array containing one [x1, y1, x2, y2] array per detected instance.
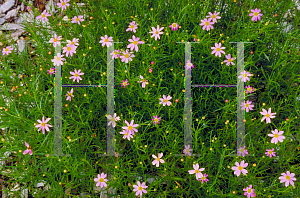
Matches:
[[243, 185, 256, 198], [185, 60, 194, 70], [2, 46, 13, 55], [66, 88, 74, 101], [57, 0, 70, 11], [260, 107, 276, 124], [127, 35, 144, 52], [94, 173, 108, 188], [120, 129, 133, 141], [211, 43, 225, 57], [224, 54, 236, 66], [51, 54, 66, 66], [107, 113, 120, 128], [36, 10, 51, 22], [279, 171, 296, 187], [137, 75, 148, 88], [188, 163, 205, 180], [183, 145, 192, 156], [99, 35, 113, 47], [71, 15, 84, 24], [237, 146, 248, 157], [200, 18, 214, 31], [35, 116, 53, 134], [63, 44, 77, 57], [268, 129, 285, 144], [159, 95, 172, 106], [149, 25, 164, 41], [23, 142, 33, 155], [111, 49, 121, 59], [241, 100, 254, 112], [49, 34, 62, 47], [238, 70, 252, 82], [122, 120, 139, 135], [152, 153, 165, 167], [120, 49, 135, 63], [265, 148, 276, 158], [232, 160, 248, 177], [133, 181, 148, 196], [249, 8, 263, 21], [206, 11, 221, 24], [126, 21, 138, 33], [69, 69, 84, 83], [198, 173, 209, 184]]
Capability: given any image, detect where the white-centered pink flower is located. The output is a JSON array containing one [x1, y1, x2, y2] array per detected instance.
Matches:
[[99, 35, 113, 47], [188, 163, 205, 180], [107, 113, 120, 128], [127, 35, 144, 52], [66, 88, 74, 101], [260, 107, 276, 124], [2, 46, 13, 55], [268, 129, 285, 144], [249, 8, 263, 21], [224, 54, 236, 66], [122, 120, 139, 135], [23, 142, 33, 155], [206, 11, 221, 24], [237, 146, 248, 157], [126, 21, 138, 33], [241, 100, 254, 112], [211, 43, 225, 57], [279, 171, 296, 187], [137, 75, 148, 88], [232, 160, 248, 177], [149, 25, 164, 41], [71, 15, 84, 24], [35, 116, 53, 134], [57, 0, 70, 11], [94, 173, 108, 188], [49, 34, 62, 47], [36, 10, 51, 22], [133, 181, 148, 196], [200, 18, 214, 31], [152, 153, 165, 167], [238, 70, 252, 82], [159, 95, 172, 106], [51, 54, 66, 66], [69, 69, 84, 83]]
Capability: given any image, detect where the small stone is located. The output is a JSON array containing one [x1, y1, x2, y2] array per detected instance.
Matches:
[[21, 2, 24, 11], [0, 18, 6, 25], [0, 23, 22, 30], [0, 0, 15, 14], [4, 6, 20, 20]]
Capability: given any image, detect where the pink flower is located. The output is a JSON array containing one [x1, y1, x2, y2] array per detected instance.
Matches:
[[127, 35, 144, 52], [243, 185, 256, 198], [152, 153, 165, 167], [133, 181, 148, 196], [99, 35, 113, 47], [265, 148, 276, 158], [94, 173, 108, 188], [36, 10, 51, 22], [49, 34, 62, 47], [47, 68, 55, 75], [211, 43, 225, 57], [69, 69, 84, 83], [63, 44, 77, 57], [279, 171, 297, 187], [115, 152, 119, 157], [245, 85, 255, 94], [152, 115, 161, 125], [237, 146, 248, 157], [206, 11, 221, 24], [71, 15, 84, 25], [200, 18, 214, 31], [107, 113, 120, 128], [260, 107, 276, 124], [232, 160, 248, 177], [122, 120, 139, 135], [120, 129, 133, 140], [120, 79, 129, 88], [2, 46, 13, 55], [23, 142, 33, 155], [241, 100, 254, 112], [194, 38, 197, 42], [126, 21, 138, 33], [66, 38, 79, 46], [27, 6, 32, 12], [120, 49, 135, 63], [169, 23, 179, 31], [175, 99, 179, 103], [151, 61, 155, 65], [224, 54, 236, 66], [268, 129, 285, 144], [111, 49, 121, 59], [149, 25, 164, 41], [35, 116, 53, 134], [57, 0, 70, 11], [183, 145, 192, 156], [185, 60, 194, 70], [249, 8, 263, 21], [198, 173, 209, 184], [238, 70, 252, 82], [149, 66, 153, 73], [159, 95, 172, 106], [188, 163, 205, 180], [137, 75, 148, 88], [66, 88, 74, 101], [51, 54, 66, 66]]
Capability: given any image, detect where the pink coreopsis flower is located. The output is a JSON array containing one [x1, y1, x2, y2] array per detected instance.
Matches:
[[188, 163, 205, 180], [23, 142, 33, 155], [66, 88, 74, 101], [36, 10, 51, 22], [94, 173, 108, 188], [2, 46, 13, 55], [279, 171, 297, 187], [71, 15, 84, 25], [245, 85, 255, 94], [265, 148, 276, 158], [232, 160, 248, 177], [57, 0, 70, 11], [183, 145, 192, 156], [49, 34, 62, 47], [66, 38, 79, 46], [27, 6, 32, 12], [149, 66, 153, 73], [169, 23, 179, 31], [115, 152, 119, 157], [51, 54, 66, 66], [120, 129, 133, 140], [243, 185, 256, 198], [238, 70, 252, 82], [137, 75, 148, 88], [159, 95, 172, 106], [198, 173, 209, 184], [237, 146, 248, 157], [200, 18, 214, 31], [111, 49, 121, 59], [127, 35, 144, 52], [120, 79, 129, 88], [241, 100, 254, 112], [268, 129, 285, 144], [63, 44, 77, 57], [47, 67, 55, 75], [152, 153, 165, 167], [99, 35, 113, 47], [126, 21, 138, 33], [211, 43, 225, 57], [133, 181, 148, 196], [185, 60, 194, 70], [224, 54, 236, 66], [260, 107, 276, 124], [120, 49, 135, 63], [152, 115, 161, 125], [206, 11, 221, 24], [69, 69, 84, 83], [122, 120, 139, 135], [35, 116, 53, 134], [107, 113, 120, 128], [249, 8, 263, 21], [149, 25, 164, 40]]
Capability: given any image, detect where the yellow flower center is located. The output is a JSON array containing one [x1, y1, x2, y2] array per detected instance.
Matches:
[[212, 14, 216, 18], [75, 74, 78, 77], [155, 31, 158, 34], [56, 57, 60, 61], [238, 166, 243, 171], [205, 21, 210, 26], [172, 23, 176, 27], [202, 176, 206, 180], [62, 2, 66, 6], [164, 99, 168, 103], [265, 113, 270, 117], [67, 47, 71, 51], [114, 51, 118, 54], [154, 118, 158, 122], [247, 88, 252, 92], [27, 146, 31, 150], [188, 63, 192, 67], [274, 134, 279, 138], [247, 189, 252, 193], [125, 132, 128, 136], [268, 151, 273, 154], [123, 82, 127, 85], [42, 14, 45, 18], [128, 126, 133, 130], [286, 176, 290, 180], [228, 58, 231, 62], [71, 42, 74, 45], [186, 149, 189, 153], [240, 149, 244, 153], [5, 48, 9, 51], [111, 118, 115, 121], [76, 18, 80, 21], [157, 157, 160, 161], [243, 74, 247, 77], [142, 79, 145, 82], [41, 123, 45, 126], [68, 93, 72, 96], [195, 170, 199, 173], [133, 41, 138, 45], [99, 178, 104, 182], [138, 186, 143, 191], [130, 25, 134, 28], [105, 39, 109, 42], [216, 48, 220, 51], [125, 54, 129, 58], [245, 104, 249, 108], [50, 69, 53, 73], [254, 12, 258, 16], [54, 38, 57, 42]]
